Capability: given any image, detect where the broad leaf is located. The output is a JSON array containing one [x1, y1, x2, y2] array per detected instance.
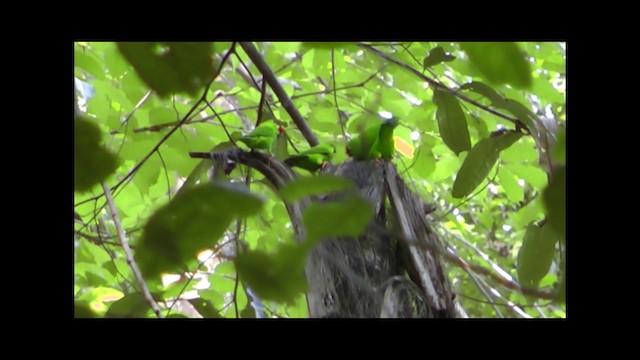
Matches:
[[460, 81, 505, 105], [517, 223, 558, 290], [235, 243, 308, 304], [136, 182, 264, 278], [423, 46, 456, 68], [493, 130, 524, 151], [452, 138, 499, 198], [433, 89, 471, 155], [105, 292, 152, 318], [117, 42, 216, 97], [74, 116, 119, 192], [459, 42, 532, 89]]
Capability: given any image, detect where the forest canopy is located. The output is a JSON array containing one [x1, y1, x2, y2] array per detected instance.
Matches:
[[74, 41, 566, 318]]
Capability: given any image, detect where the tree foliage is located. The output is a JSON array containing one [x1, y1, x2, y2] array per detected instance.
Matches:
[[74, 41, 566, 318]]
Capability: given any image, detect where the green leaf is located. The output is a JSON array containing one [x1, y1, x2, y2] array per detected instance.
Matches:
[[303, 195, 374, 244], [505, 164, 548, 191], [74, 302, 99, 318], [433, 89, 471, 155], [552, 127, 566, 165], [543, 165, 566, 242], [136, 182, 264, 278], [414, 147, 436, 178], [517, 223, 558, 290], [460, 81, 505, 105], [495, 99, 537, 132], [280, 175, 354, 203], [459, 42, 532, 89], [117, 42, 216, 98], [235, 243, 308, 304], [452, 138, 499, 199], [240, 304, 256, 318], [74, 46, 105, 80], [105, 292, 151, 318], [498, 167, 524, 203], [74, 116, 119, 192], [493, 131, 524, 152], [499, 136, 537, 163], [189, 298, 222, 318], [423, 46, 456, 68]]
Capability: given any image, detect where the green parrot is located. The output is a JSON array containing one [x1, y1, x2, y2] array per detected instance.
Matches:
[[284, 144, 335, 172], [238, 121, 283, 151], [346, 117, 399, 161], [376, 117, 399, 159]]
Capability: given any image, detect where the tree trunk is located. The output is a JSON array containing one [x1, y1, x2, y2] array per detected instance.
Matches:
[[305, 160, 456, 318]]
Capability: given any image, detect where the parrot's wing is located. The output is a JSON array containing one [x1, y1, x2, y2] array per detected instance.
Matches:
[[239, 121, 279, 150], [297, 144, 334, 157], [377, 119, 399, 159]]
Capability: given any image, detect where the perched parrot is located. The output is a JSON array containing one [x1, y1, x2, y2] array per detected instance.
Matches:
[[376, 117, 399, 159], [346, 117, 399, 161], [284, 144, 335, 172], [238, 121, 283, 151]]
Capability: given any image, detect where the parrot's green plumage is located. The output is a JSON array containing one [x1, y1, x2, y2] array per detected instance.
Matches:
[[377, 117, 399, 159], [284, 144, 335, 172], [238, 121, 281, 151], [346, 117, 399, 161]]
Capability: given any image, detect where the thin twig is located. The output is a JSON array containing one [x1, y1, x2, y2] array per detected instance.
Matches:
[[75, 230, 126, 247], [101, 182, 164, 318], [239, 42, 318, 147], [75, 43, 236, 209]]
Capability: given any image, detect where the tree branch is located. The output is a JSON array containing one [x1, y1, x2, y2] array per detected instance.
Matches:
[[101, 182, 164, 318], [239, 42, 318, 147], [358, 43, 526, 128]]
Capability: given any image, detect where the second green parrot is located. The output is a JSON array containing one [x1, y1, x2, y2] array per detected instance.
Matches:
[[284, 144, 335, 172], [238, 121, 284, 151], [346, 117, 399, 161]]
